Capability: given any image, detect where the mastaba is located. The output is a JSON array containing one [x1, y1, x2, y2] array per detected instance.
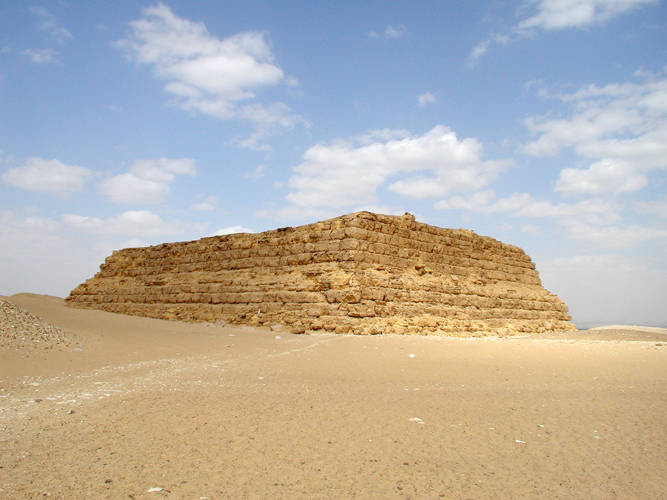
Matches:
[[66, 211, 576, 335]]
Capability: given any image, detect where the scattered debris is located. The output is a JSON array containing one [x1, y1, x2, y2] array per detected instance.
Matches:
[[0, 298, 78, 350], [408, 417, 425, 424]]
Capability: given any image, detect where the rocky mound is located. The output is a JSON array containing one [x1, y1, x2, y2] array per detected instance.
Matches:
[[1, 298, 76, 350], [66, 211, 576, 336]]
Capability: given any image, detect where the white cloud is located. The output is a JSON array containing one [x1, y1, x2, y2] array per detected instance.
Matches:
[[466, 34, 510, 66], [469, 39, 490, 62], [388, 177, 447, 199], [635, 198, 667, 218], [100, 158, 196, 204], [21, 48, 59, 64], [368, 25, 406, 39], [2, 157, 93, 193], [432, 189, 496, 211], [233, 103, 309, 151], [520, 224, 540, 233], [213, 225, 255, 235], [436, 190, 621, 224], [518, 0, 659, 32], [417, 92, 436, 106], [190, 195, 218, 211], [436, 189, 667, 248], [254, 205, 337, 223], [28, 6, 72, 44], [285, 125, 509, 209], [555, 159, 647, 195], [384, 25, 406, 38], [63, 210, 180, 236], [525, 73, 667, 195], [245, 164, 265, 181], [560, 219, 667, 247], [469, 1, 658, 63], [116, 3, 304, 145], [100, 173, 169, 204]]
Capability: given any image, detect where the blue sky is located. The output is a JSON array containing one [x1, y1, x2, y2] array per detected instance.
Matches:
[[1, 0, 666, 327]]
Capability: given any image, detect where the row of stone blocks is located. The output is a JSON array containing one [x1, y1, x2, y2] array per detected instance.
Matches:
[[66, 212, 576, 335]]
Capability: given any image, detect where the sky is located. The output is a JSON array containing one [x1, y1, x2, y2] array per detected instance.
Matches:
[[1, 0, 666, 328]]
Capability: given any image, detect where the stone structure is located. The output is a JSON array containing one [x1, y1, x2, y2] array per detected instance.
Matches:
[[66, 212, 575, 335]]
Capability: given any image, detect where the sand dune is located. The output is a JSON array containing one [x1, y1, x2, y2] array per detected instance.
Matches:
[[1, 294, 665, 498]]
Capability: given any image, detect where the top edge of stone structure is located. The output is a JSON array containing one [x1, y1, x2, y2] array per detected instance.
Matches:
[[116, 211, 521, 253]]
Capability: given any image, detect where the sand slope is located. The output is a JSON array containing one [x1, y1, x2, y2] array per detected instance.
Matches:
[[1, 294, 666, 499]]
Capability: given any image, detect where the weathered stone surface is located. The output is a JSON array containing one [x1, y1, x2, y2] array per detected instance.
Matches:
[[66, 212, 576, 335]]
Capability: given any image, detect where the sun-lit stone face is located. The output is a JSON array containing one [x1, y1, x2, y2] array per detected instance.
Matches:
[[66, 211, 575, 336]]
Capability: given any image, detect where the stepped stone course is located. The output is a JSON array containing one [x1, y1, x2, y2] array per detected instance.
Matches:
[[66, 212, 576, 335]]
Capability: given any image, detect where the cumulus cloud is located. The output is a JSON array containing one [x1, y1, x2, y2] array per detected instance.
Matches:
[[525, 72, 667, 195], [213, 225, 255, 235], [100, 158, 196, 204], [285, 125, 509, 209], [2, 157, 93, 193], [116, 3, 304, 145], [555, 159, 647, 195], [63, 210, 180, 236], [417, 92, 436, 106], [518, 0, 659, 31]]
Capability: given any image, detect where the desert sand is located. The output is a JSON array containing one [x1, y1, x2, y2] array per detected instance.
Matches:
[[1, 294, 665, 499]]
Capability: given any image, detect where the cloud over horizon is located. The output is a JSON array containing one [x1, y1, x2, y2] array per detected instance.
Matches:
[[285, 125, 510, 209], [99, 158, 196, 205], [63, 210, 181, 236], [2, 158, 93, 194]]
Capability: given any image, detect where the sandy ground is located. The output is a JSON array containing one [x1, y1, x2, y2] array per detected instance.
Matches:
[[1, 294, 665, 499]]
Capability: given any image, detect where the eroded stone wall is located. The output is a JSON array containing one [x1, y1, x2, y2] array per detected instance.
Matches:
[[66, 212, 575, 335]]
